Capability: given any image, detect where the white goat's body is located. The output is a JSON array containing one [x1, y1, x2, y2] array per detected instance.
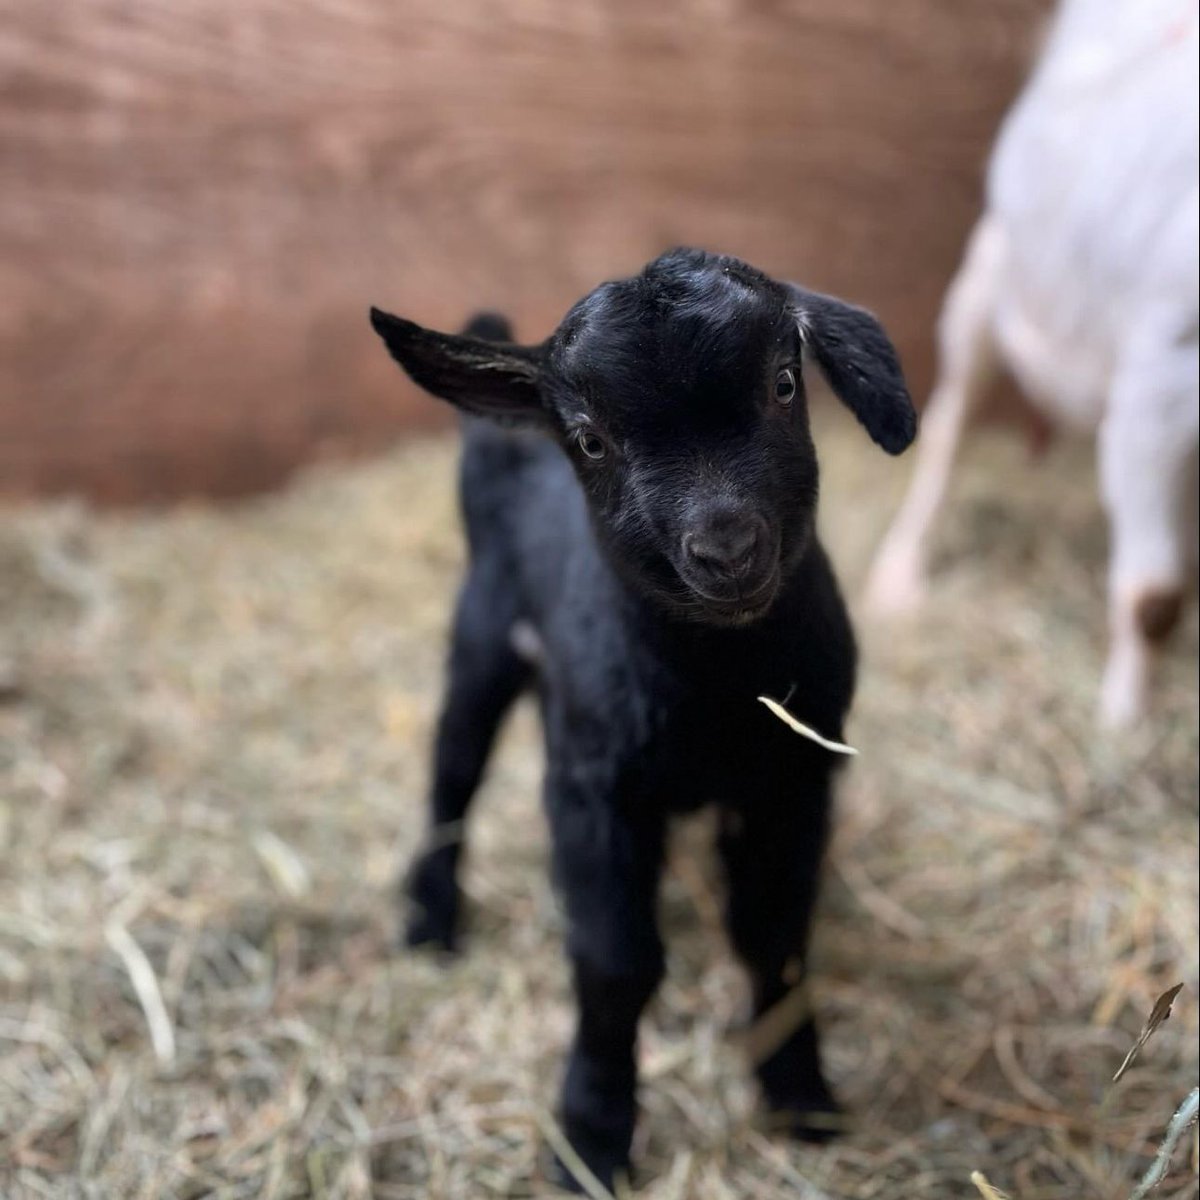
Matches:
[[989, 0, 1198, 428], [865, 0, 1199, 726]]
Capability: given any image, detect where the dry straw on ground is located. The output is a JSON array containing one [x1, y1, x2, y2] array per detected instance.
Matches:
[[2, 410, 1197, 1198]]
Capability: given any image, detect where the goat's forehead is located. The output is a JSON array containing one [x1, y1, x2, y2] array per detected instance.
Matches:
[[551, 273, 791, 407]]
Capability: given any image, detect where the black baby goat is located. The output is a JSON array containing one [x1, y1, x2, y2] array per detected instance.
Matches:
[[370, 248, 916, 1191]]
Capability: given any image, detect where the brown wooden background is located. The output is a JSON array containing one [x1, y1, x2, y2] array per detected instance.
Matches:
[[0, 0, 1047, 503]]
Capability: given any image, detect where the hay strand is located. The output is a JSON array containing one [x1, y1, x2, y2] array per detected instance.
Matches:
[[970, 1170, 1010, 1200], [103, 922, 176, 1069], [757, 696, 859, 755], [1113, 982, 1185, 1084], [1130, 1088, 1200, 1200]]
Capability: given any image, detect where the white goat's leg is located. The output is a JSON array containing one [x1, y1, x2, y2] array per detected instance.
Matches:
[[863, 216, 1005, 615], [1098, 350, 1199, 729]]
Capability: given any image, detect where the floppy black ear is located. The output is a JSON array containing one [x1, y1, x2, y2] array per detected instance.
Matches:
[[369, 307, 548, 426], [786, 285, 917, 455]]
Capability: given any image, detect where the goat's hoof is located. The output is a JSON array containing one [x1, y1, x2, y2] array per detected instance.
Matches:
[[861, 551, 926, 618], [547, 1141, 629, 1196], [1097, 655, 1146, 730], [1097, 696, 1142, 732], [763, 1086, 847, 1144], [401, 886, 460, 952], [1098, 659, 1146, 731], [402, 910, 458, 954], [401, 854, 461, 953]]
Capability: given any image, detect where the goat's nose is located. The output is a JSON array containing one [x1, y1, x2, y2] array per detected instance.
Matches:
[[682, 517, 765, 580]]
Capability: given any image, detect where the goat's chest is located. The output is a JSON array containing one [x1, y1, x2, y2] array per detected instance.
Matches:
[[656, 681, 836, 811], [547, 644, 839, 814]]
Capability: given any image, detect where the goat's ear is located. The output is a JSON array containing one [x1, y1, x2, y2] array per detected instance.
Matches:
[[369, 307, 548, 426], [786, 286, 916, 455]]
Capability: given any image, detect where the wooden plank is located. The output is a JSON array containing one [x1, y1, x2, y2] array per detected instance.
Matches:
[[0, 0, 1047, 501]]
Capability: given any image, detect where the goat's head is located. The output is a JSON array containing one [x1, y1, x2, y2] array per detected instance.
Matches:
[[371, 248, 915, 625]]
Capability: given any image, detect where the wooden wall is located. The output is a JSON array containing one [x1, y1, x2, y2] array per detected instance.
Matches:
[[0, 0, 1047, 502]]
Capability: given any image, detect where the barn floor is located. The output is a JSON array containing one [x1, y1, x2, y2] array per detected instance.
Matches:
[[1, 409, 1197, 1200]]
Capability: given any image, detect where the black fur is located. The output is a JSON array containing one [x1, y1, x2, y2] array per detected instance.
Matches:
[[370, 248, 915, 1191], [790, 287, 917, 454]]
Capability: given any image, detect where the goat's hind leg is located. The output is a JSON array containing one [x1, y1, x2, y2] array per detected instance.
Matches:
[[719, 765, 841, 1140], [1098, 330, 1198, 729], [404, 562, 530, 951]]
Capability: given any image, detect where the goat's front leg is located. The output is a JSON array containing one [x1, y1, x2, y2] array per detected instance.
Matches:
[[863, 214, 1003, 615], [718, 770, 841, 1140], [546, 774, 666, 1193]]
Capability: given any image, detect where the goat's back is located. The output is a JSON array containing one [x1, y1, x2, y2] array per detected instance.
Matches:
[[457, 418, 589, 618]]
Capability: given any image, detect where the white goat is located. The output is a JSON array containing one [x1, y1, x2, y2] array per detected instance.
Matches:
[[864, 0, 1199, 727]]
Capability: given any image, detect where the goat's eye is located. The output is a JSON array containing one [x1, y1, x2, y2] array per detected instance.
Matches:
[[576, 430, 607, 460], [774, 367, 797, 406]]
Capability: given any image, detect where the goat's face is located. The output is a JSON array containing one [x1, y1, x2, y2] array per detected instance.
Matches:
[[371, 248, 916, 626], [538, 257, 819, 624]]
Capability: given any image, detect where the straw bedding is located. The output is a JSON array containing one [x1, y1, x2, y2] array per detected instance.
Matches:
[[1, 410, 1196, 1198]]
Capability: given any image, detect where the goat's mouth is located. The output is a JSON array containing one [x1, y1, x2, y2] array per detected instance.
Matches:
[[685, 571, 781, 626]]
